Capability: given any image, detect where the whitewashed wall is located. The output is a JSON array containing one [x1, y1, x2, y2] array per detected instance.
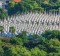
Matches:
[[0, 12, 60, 34]]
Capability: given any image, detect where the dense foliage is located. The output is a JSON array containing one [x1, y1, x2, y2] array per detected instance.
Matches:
[[0, 30, 60, 56], [6, 0, 60, 15], [0, 9, 8, 20], [0, 0, 60, 18]]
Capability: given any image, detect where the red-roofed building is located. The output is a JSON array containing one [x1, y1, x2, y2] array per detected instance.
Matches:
[[13, 0, 22, 2]]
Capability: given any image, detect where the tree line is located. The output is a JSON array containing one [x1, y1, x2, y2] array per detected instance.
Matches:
[[0, 26, 60, 56], [0, 0, 60, 19], [7, 0, 60, 15]]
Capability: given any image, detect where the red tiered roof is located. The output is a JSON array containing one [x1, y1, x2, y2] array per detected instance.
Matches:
[[13, 0, 22, 2]]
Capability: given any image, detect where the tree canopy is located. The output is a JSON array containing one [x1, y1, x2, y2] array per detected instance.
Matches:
[[0, 0, 60, 19], [6, 0, 60, 15], [0, 30, 60, 56]]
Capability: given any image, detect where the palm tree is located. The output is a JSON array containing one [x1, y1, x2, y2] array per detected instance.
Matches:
[[0, 26, 4, 36], [9, 26, 15, 37]]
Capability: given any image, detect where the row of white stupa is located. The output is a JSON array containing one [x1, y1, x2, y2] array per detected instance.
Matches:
[[0, 12, 60, 34]]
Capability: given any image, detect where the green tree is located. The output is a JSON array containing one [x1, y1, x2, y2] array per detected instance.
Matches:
[[0, 39, 4, 56], [48, 38, 60, 52], [9, 26, 15, 36], [16, 31, 28, 44], [10, 37, 23, 46], [0, 26, 4, 36], [4, 46, 31, 56], [31, 47, 47, 56], [42, 30, 60, 40], [0, 8, 8, 20]]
